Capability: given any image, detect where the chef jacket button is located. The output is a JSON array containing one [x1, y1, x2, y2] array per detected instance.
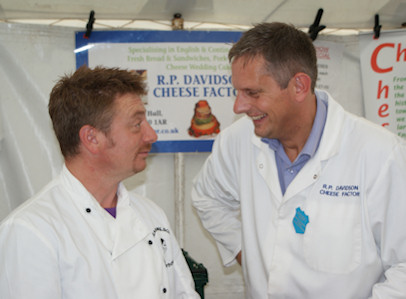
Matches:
[[313, 174, 318, 179], [162, 288, 167, 293], [148, 240, 153, 245], [85, 208, 91, 213], [259, 163, 264, 169]]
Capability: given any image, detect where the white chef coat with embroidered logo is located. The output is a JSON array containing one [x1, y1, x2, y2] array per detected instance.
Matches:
[[192, 90, 406, 298], [0, 165, 199, 299]]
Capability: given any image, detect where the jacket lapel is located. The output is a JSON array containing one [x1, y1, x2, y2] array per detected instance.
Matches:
[[284, 95, 346, 200], [111, 186, 150, 260]]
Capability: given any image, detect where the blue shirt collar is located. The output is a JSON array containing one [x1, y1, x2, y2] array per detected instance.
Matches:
[[262, 94, 327, 161]]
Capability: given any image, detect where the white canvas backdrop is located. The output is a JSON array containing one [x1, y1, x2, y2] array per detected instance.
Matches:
[[0, 22, 365, 298]]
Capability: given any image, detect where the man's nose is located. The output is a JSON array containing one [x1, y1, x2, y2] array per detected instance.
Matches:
[[233, 92, 250, 114], [144, 121, 158, 144]]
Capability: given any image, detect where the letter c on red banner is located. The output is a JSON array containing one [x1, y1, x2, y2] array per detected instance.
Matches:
[[370, 43, 395, 73]]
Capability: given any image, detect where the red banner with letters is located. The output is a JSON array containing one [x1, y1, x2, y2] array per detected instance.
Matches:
[[360, 30, 406, 138]]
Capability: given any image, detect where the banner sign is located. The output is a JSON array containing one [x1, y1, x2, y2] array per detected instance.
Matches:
[[360, 30, 406, 138], [314, 40, 344, 100], [75, 30, 242, 153]]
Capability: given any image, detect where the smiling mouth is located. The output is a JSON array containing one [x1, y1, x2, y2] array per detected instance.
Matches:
[[250, 114, 267, 121]]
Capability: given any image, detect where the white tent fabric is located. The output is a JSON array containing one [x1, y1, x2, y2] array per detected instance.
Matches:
[[1, 0, 406, 30], [0, 24, 69, 219]]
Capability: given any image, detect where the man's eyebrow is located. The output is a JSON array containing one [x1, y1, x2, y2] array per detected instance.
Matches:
[[243, 88, 262, 93], [130, 110, 146, 118]]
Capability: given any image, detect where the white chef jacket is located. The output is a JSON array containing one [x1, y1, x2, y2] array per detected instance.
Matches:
[[192, 90, 406, 298], [0, 164, 199, 299]]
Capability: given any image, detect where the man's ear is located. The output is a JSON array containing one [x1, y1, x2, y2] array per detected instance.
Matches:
[[79, 125, 100, 154], [292, 73, 311, 102]]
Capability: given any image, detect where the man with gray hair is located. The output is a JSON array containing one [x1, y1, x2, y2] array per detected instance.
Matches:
[[192, 22, 406, 298]]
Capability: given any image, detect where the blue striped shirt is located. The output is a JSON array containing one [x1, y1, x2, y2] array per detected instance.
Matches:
[[262, 95, 327, 195]]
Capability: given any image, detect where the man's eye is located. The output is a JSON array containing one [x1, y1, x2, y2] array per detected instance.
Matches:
[[246, 90, 259, 97]]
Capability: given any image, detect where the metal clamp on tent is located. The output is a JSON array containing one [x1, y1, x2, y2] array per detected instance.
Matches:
[[374, 14, 382, 39], [84, 10, 96, 39], [172, 13, 184, 30], [308, 8, 326, 41]]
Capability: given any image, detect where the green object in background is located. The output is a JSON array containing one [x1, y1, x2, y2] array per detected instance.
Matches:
[[182, 249, 209, 298]]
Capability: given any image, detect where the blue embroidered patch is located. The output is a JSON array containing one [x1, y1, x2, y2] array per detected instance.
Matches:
[[293, 207, 309, 234]]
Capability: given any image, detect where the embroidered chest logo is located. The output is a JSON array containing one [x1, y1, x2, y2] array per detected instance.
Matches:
[[153, 227, 174, 267], [319, 184, 360, 197]]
